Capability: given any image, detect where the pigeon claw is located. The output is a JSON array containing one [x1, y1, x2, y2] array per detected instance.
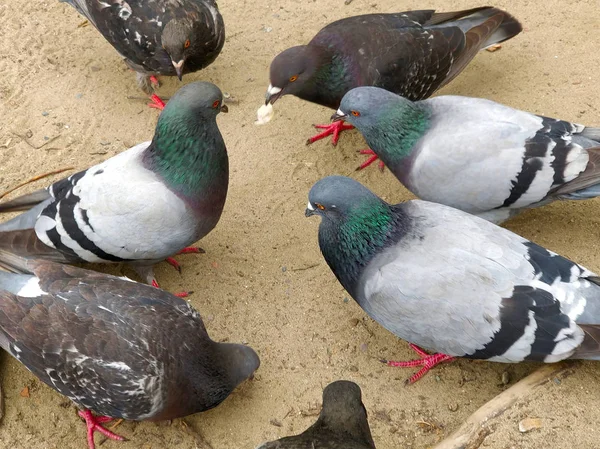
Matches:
[[177, 246, 206, 255], [149, 75, 161, 89], [306, 121, 354, 146], [384, 343, 455, 385], [148, 94, 166, 110], [357, 149, 385, 172], [78, 410, 125, 449], [165, 257, 182, 274]]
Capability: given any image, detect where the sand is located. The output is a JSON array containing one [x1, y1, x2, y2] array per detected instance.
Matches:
[[1, 0, 600, 448]]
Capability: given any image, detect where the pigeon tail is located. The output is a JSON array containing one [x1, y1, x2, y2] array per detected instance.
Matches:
[[571, 325, 600, 360], [0, 229, 75, 272], [0, 189, 50, 213], [0, 202, 48, 232], [580, 127, 600, 143], [552, 147, 600, 199]]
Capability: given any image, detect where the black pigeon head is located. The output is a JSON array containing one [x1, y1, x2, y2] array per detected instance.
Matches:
[[266, 45, 325, 104], [161, 15, 222, 80], [255, 380, 376, 449]]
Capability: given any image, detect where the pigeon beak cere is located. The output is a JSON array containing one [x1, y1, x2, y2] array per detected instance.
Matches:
[[265, 84, 283, 105], [172, 59, 185, 81], [331, 109, 347, 122], [305, 201, 316, 217]]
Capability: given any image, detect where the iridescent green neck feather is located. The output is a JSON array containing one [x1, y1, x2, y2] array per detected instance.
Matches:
[[143, 109, 228, 203], [318, 201, 409, 297], [362, 102, 430, 168]]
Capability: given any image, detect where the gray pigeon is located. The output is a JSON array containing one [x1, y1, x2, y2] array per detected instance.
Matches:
[[0, 82, 228, 294], [333, 87, 600, 223], [306, 176, 600, 384], [265, 7, 521, 146], [255, 380, 375, 449], [62, 0, 225, 100], [0, 251, 259, 449]]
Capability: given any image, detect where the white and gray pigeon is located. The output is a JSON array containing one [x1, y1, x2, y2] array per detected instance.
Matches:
[[0, 81, 229, 293], [61, 0, 225, 94], [255, 381, 376, 449], [0, 251, 259, 449], [333, 87, 600, 223], [306, 176, 600, 384]]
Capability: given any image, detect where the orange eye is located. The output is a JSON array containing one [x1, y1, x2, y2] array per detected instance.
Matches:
[[289, 75, 298, 82], [184, 39, 191, 49], [351, 110, 360, 117], [212, 100, 220, 108], [316, 203, 326, 210]]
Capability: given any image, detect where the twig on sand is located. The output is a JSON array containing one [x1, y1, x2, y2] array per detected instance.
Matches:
[[433, 362, 574, 449], [0, 167, 74, 200]]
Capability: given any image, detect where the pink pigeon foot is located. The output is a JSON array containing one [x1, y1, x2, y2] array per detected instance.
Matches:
[[78, 410, 125, 449], [357, 149, 385, 171], [382, 343, 455, 385], [164, 247, 206, 273], [306, 121, 354, 146], [148, 93, 166, 110], [149, 75, 160, 89]]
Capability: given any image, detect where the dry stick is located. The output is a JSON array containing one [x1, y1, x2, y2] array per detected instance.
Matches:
[[0, 167, 74, 200], [433, 362, 574, 449]]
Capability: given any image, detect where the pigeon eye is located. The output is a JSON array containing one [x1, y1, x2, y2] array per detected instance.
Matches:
[[315, 203, 326, 210], [351, 110, 360, 117], [184, 39, 191, 49], [212, 100, 220, 108], [289, 75, 298, 82]]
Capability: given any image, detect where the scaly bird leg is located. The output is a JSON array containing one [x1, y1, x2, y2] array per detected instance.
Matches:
[[78, 410, 125, 449], [306, 121, 354, 146], [357, 149, 385, 171], [382, 343, 455, 385]]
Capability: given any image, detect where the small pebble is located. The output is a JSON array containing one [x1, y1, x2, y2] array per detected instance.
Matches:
[[269, 419, 282, 427], [349, 318, 360, 327], [359, 343, 368, 352], [44, 136, 49, 141], [519, 417, 542, 433], [100, 140, 110, 146], [501, 371, 511, 385], [348, 365, 359, 372], [343, 297, 349, 303], [281, 266, 287, 272], [553, 377, 561, 385], [41, 111, 49, 116], [264, 26, 273, 32], [448, 403, 459, 412], [75, 93, 83, 99]]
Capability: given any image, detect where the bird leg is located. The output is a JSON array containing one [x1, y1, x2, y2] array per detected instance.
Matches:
[[78, 410, 125, 449], [151, 279, 191, 298], [149, 76, 160, 89], [306, 121, 354, 146], [382, 343, 455, 384], [357, 149, 385, 172], [164, 247, 206, 273], [148, 94, 166, 110]]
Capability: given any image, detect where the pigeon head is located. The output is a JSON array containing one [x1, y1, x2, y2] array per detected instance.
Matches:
[[160, 81, 228, 120], [332, 87, 430, 165], [265, 45, 323, 105], [162, 18, 207, 80], [306, 176, 408, 297], [215, 342, 261, 390], [319, 381, 375, 447], [305, 175, 383, 222]]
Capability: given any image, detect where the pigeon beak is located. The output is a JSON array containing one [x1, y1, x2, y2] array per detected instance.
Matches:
[[331, 108, 347, 122], [220, 104, 229, 113], [305, 201, 316, 217], [172, 59, 184, 81], [265, 84, 282, 105]]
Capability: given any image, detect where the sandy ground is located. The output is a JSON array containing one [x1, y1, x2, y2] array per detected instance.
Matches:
[[2, 0, 600, 448]]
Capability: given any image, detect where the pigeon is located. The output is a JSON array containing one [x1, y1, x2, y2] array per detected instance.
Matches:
[[333, 87, 600, 223], [264, 7, 521, 154], [306, 176, 600, 384], [0, 81, 229, 294], [0, 251, 259, 449], [255, 380, 375, 449], [61, 0, 225, 107]]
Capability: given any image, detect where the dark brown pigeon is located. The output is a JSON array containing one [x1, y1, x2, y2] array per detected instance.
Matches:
[[0, 252, 259, 449], [61, 0, 225, 108], [255, 381, 376, 449], [264, 7, 521, 169]]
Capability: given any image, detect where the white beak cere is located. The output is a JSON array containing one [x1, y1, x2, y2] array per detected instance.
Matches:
[[267, 84, 282, 96], [172, 59, 184, 70], [336, 108, 345, 117], [306, 201, 315, 211]]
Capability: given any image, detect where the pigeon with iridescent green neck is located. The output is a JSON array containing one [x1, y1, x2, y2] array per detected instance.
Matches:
[[306, 176, 600, 384], [264, 7, 521, 152], [0, 82, 229, 293], [334, 87, 600, 223]]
